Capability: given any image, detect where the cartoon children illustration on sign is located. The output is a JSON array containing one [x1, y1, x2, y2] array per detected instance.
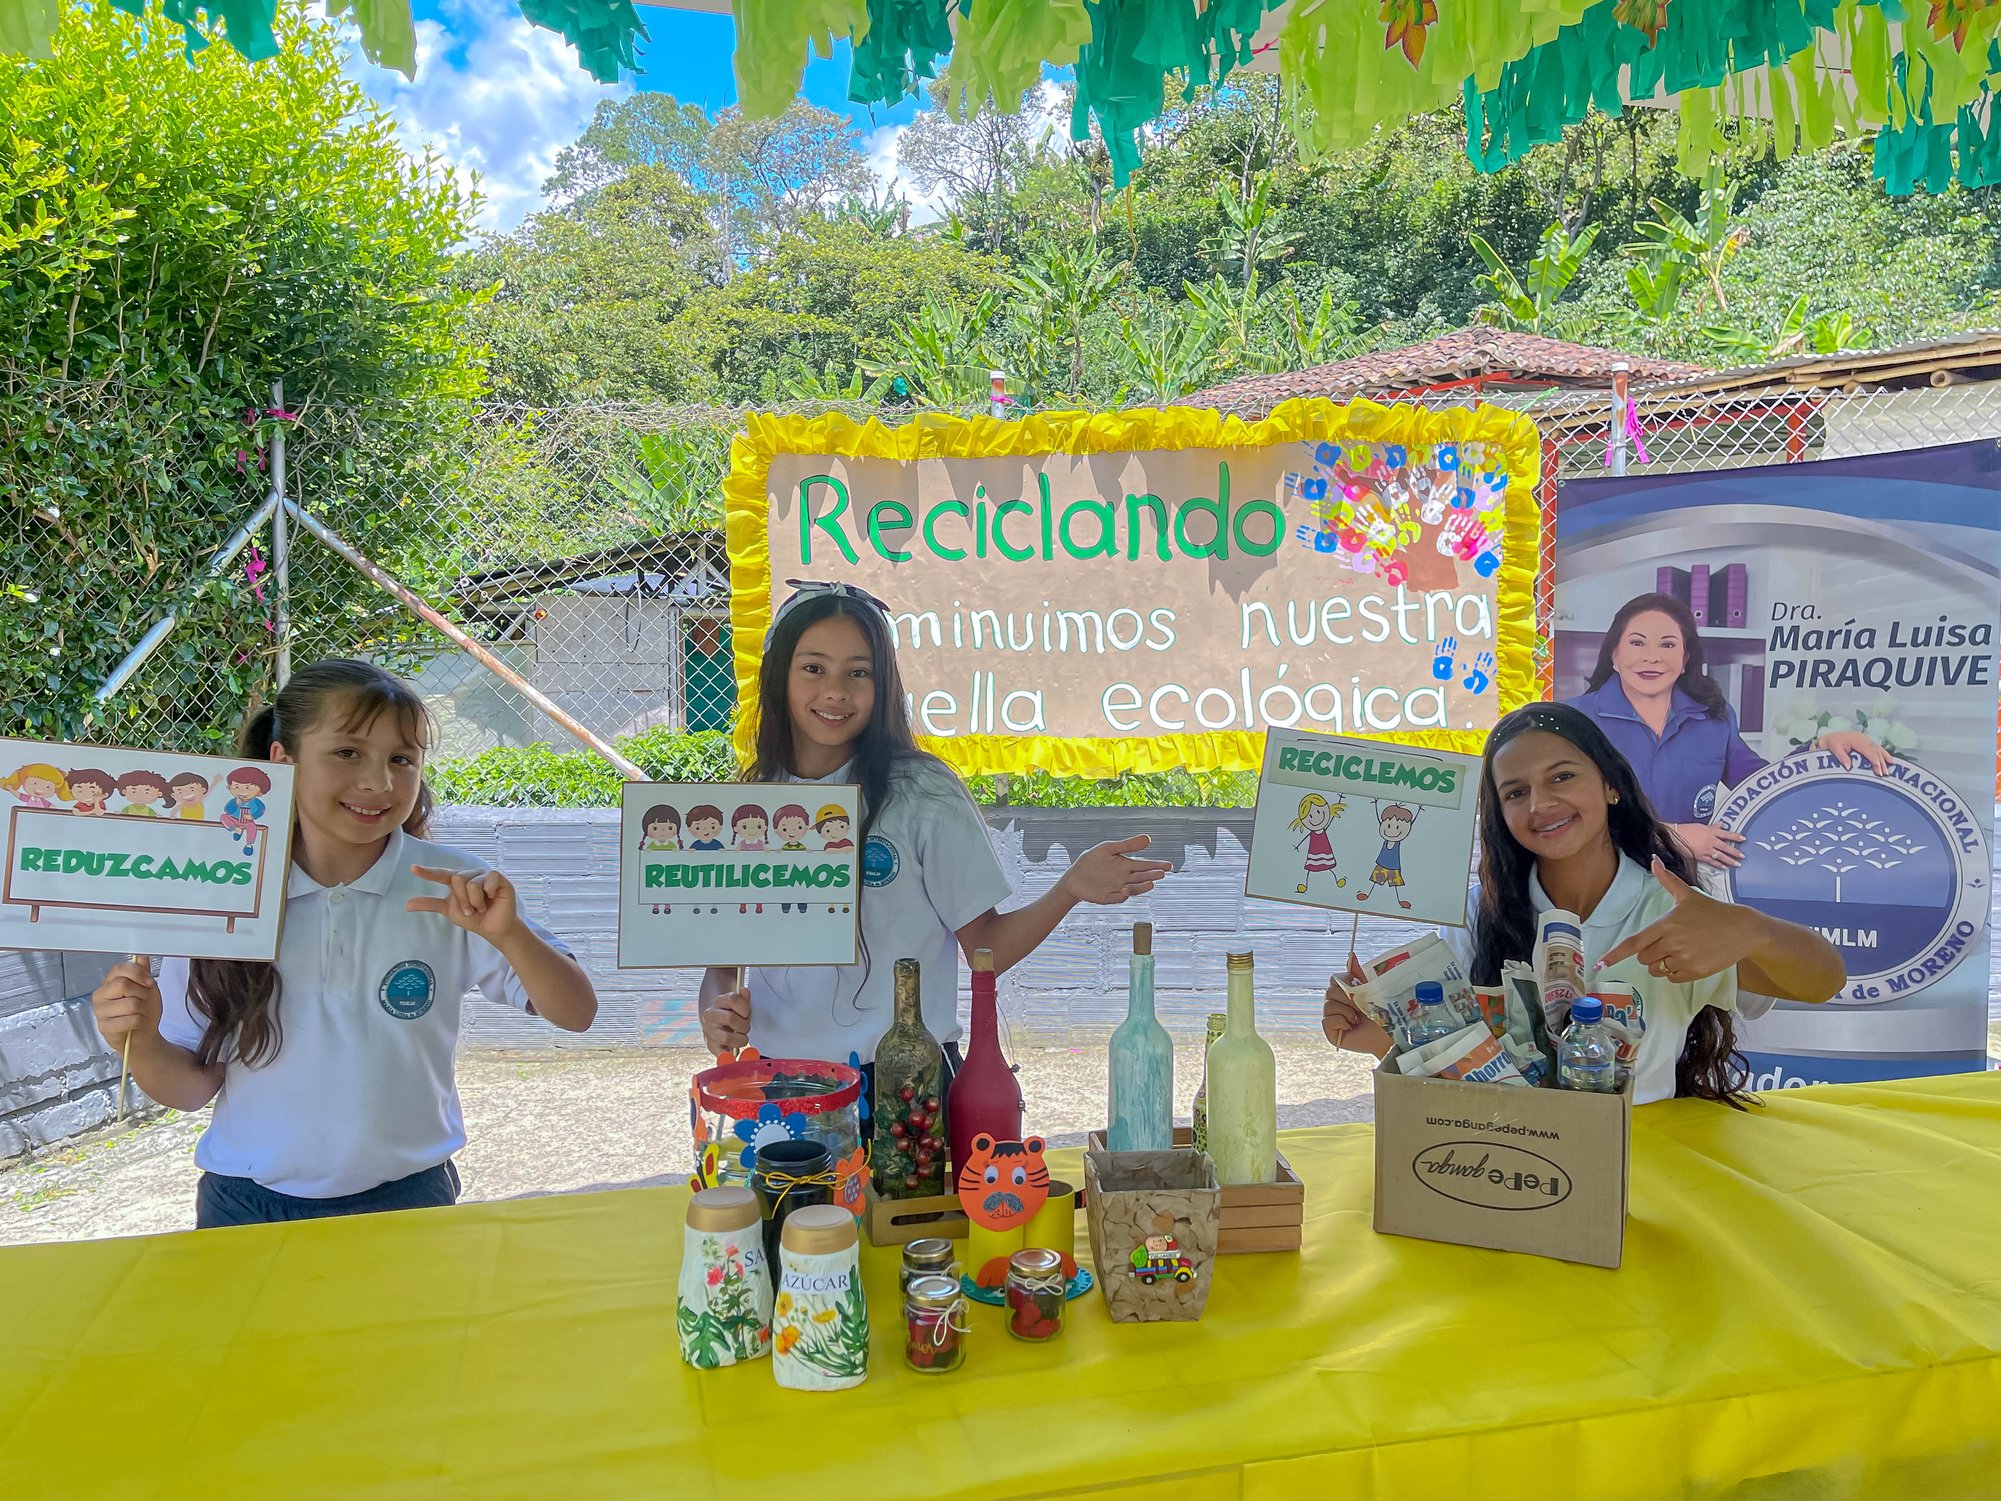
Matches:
[[168, 770, 209, 820], [115, 769, 168, 816], [2, 763, 68, 809], [686, 805, 726, 851], [815, 806, 854, 850], [1357, 802, 1419, 909], [640, 803, 682, 915], [733, 804, 769, 915], [67, 769, 113, 817], [1290, 792, 1347, 896], [772, 803, 813, 914], [219, 766, 272, 855]]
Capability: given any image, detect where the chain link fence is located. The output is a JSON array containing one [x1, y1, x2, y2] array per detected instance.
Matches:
[[12, 374, 2001, 803]]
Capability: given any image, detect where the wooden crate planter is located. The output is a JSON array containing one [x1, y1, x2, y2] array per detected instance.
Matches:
[[861, 1183, 967, 1247], [1086, 1128, 1303, 1254], [1083, 1149, 1220, 1323]]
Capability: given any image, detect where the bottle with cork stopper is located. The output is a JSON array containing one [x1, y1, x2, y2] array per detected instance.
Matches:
[[1107, 921, 1173, 1151], [947, 946, 1022, 1176]]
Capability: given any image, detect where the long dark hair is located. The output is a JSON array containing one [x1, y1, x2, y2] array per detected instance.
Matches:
[[187, 659, 434, 1070], [1584, 591, 1729, 719], [1471, 702, 1751, 1107], [746, 591, 940, 850]]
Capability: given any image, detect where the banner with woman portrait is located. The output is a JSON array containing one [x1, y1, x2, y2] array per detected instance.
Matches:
[[1554, 440, 2001, 1085]]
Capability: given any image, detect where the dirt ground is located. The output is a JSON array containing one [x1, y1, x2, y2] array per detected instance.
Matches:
[[0, 1042, 1377, 1247]]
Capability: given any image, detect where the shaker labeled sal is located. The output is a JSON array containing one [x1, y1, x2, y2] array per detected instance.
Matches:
[[1107, 922, 1173, 1151], [1205, 951, 1278, 1185]]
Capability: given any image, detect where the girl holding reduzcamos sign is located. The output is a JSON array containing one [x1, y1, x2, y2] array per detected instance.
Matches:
[[1321, 703, 1845, 1105], [697, 581, 1170, 1116], [89, 659, 598, 1228]]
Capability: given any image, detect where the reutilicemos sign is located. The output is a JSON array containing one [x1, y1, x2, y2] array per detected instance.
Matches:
[[0, 737, 295, 961], [725, 402, 1539, 777], [617, 782, 861, 968], [1245, 727, 1481, 928]]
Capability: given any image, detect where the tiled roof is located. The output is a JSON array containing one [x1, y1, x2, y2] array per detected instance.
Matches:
[[1190, 329, 1709, 415]]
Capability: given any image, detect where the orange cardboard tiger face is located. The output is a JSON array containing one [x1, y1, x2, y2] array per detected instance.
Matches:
[[955, 1134, 1050, 1230]]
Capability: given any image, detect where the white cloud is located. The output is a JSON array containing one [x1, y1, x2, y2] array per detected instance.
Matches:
[[860, 122, 950, 226], [343, 0, 627, 233]]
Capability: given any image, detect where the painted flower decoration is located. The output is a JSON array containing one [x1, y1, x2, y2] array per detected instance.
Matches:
[[775, 1291, 794, 1319], [689, 1086, 710, 1148], [706, 1265, 724, 1288], [775, 1325, 801, 1355], [733, 1102, 805, 1170], [846, 1052, 871, 1124], [687, 1141, 725, 1193]]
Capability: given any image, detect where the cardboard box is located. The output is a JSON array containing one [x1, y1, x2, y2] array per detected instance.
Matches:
[[1372, 1059, 1632, 1269], [1086, 1128, 1303, 1253]]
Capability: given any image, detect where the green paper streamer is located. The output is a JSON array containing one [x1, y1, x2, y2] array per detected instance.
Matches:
[[0, 0, 58, 58], [735, 0, 868, 118], [849, 0, 957, 108], [518, 0, 647, 83], [327, 0, 417, 78], [943, 0, 1089, 116]]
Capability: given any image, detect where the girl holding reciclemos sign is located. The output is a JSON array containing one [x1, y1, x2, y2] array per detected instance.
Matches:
[[697, 581, 1169, 1103], [1565, 592, 1890, 871], [1322, 703, 1846, 1104], [88, 659, 599, 1228]]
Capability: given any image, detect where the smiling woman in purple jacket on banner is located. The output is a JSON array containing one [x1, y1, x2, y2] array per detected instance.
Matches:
[[1565, 592, 1891, 872]]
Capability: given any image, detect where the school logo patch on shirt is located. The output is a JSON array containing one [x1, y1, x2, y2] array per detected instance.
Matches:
[[378, 960, 437, 1020], [862, 835, 900, 888]]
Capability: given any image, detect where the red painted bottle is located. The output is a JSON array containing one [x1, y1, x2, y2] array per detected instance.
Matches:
[[947, 947, 1022, 1175]]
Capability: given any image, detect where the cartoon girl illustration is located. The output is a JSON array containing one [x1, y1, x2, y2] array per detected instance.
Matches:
[[168, 771, 210, 820], [220, 767, 272, 856], [2, 763, 68, 809], [1289, 792, 1346, 895], [115, 769, 168, 816], [1357, 802, 1418, 910], [66, 769, 114, 817], [640, 803, 681, 915], [732, 804, 769, 852]]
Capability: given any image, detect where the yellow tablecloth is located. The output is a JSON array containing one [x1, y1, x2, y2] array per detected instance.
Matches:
[[6, 1074, 2001, 1500]]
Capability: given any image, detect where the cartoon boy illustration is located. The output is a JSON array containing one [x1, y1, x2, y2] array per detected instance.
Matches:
[[815, 806, 854, 850], [2, 763, 69, 808], [773, 803, 812, 851], [639, 803, 681, 915], [1289, 792, 1347, 896], [685, 805, 726, 851], [220, 767, 272, 856], [732, 804, 770, 914], [168, 771, 210, 820], [67, 769, 114, 817], [772, 803, 812, 914], [1357, 802, 1418, 909], [115, 769, 168, 816]]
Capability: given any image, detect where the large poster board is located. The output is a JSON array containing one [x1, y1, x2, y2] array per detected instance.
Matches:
[[0, 738, 295, 961], [725, 402, 1540, 777], [617, 782, 861, 969], [1554, 440, 2001, 1085]]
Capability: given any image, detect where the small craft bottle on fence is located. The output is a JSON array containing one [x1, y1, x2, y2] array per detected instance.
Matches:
[[678, 1186, 773, 1369], [773, 1205, 869, 1391]]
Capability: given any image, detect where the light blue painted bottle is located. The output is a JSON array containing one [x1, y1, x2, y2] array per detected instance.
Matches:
[[1108, 923, 1174, 1151]]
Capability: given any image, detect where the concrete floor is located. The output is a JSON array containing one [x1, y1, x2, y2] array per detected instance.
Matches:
[[0, 1042, 1378, 1247]]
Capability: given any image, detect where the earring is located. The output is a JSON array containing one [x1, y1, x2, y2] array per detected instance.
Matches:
[[1609, 793, 1620, 805]]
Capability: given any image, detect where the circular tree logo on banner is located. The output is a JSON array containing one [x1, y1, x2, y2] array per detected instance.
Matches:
[[1718, 751, 1989, 1004]]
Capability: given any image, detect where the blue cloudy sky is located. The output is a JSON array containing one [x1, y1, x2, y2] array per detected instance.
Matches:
[[348, 0, 933, 232]]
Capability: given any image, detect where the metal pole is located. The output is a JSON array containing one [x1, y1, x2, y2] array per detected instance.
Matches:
[[1609, 362, 1630, 477], [269, 378, 291, 687], [95, 493, 281, 704], [280, 498, 645, 780]]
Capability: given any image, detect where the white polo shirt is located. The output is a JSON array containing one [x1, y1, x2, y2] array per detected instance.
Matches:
[[157, 827, 569, 1198], [747, 756, 1011, 1063], [1446, 856, 1755, 1105]]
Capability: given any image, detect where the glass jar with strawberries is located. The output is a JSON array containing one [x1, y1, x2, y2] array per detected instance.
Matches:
[[903, 1275, 968, 1373], [1005, 1248, 1067, 1343], [872, 959, 949, 1198]]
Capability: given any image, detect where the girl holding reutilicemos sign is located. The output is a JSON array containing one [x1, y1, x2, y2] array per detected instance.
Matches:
[[1321, 702, 1845, 1105], [698, 581, 1170, 1127], [89, 658, 598, 1228]]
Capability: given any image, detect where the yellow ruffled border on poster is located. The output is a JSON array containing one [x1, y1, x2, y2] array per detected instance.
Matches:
[[723, 399, 1542, 779]]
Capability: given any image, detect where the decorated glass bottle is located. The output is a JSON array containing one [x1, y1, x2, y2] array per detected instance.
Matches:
[[1205, 952, 1278, 1185], [1189, 1011, 1227, 1155], [873, 958, 948, 1198], [1107, 923, 1173, 1151], [947, 947, 1022, 1175]]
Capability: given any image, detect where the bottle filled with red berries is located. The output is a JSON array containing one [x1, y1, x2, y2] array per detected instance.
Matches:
[[872, 958, 949, 1198]]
